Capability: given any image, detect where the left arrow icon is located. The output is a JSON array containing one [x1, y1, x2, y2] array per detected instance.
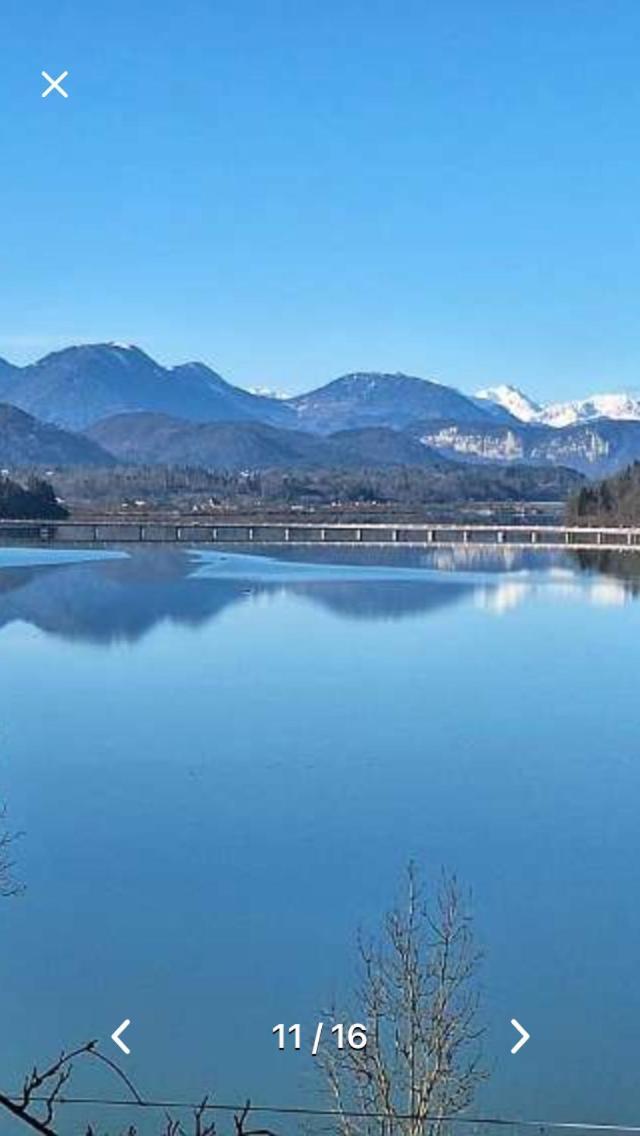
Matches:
[[111, 1019, 131, 1055]]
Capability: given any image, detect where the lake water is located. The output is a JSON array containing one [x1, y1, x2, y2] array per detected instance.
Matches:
[[1, 544, 639, 1134]]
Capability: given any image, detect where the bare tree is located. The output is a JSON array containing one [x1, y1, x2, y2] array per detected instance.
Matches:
[[321, 864, 487, 1136]]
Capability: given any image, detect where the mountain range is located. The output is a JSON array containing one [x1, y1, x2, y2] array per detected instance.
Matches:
[[0, 344, 499, 433], [476, 383, 640, 428], [0, 342, 639, 478], [86, 415, 447, 470]]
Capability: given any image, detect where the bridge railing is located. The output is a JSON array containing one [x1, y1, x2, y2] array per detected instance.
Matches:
[[0, 518, 639, 549]]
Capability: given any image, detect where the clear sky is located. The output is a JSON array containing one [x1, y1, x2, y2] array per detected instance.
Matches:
[[2, 0, 640, 400]]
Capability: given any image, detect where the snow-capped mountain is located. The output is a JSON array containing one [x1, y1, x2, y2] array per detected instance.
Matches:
[[475, 385, 542, 423], [476, 384, 640, 429], [536, 392, 640, 427]]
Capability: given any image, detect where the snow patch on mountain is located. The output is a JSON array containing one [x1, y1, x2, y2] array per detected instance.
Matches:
[[248, 385, 290, 400], [536, 392, 640, 427], [475, 385, 541, 422]]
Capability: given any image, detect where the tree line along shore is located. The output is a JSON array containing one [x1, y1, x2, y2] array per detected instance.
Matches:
[[0, 460, 638, 525]]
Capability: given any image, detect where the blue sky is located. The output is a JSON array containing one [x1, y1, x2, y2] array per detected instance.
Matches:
[[2, 0, 640, 400]]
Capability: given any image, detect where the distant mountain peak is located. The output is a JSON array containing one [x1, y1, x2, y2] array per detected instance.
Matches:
[[537, 391, 640, 427], [329, 370, 441, 387], [289, 370, 488, 434], [475, 384, 542, 423], [170, 360, 228, 384], [0, 342, 294, 431], [35, 342, 160, 366]]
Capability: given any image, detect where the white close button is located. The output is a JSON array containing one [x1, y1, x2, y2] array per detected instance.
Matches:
[[41, 70, 69, 99]]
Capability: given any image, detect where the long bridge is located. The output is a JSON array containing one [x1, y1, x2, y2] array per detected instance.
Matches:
[[0, 518, 638, 551]]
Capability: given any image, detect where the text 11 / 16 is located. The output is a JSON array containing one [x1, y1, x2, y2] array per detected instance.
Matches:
[[273, 1023, 367, 1057]]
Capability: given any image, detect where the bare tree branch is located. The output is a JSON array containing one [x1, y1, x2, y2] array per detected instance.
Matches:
[[0, 1040, 279, 1136], [0, 803, 24, 898], [234, 1100, 279, 1136], [0, 1040, 97, 1135]]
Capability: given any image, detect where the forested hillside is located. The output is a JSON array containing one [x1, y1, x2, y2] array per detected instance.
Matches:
[[0, 475, 68, 519], [43, 460, 582, 511], [566, 461, 640, 524]]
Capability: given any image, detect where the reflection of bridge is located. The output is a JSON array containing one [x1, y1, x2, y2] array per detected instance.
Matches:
[[1, 519, 639, 550]]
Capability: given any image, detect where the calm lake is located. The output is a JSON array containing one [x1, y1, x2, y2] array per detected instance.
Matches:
[[1, 544, 639, 1132]]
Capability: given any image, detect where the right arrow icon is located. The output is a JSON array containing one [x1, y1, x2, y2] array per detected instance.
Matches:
[[510, 1018, 530, 1054]]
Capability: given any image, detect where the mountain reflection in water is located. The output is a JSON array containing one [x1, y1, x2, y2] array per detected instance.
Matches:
[[0, 544, 638, 644]]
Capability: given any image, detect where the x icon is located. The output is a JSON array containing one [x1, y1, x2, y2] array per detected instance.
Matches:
[[41, 70, 69, 98]]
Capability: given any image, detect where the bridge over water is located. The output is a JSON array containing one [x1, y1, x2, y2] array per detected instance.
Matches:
[[0, 519, 638, 551]]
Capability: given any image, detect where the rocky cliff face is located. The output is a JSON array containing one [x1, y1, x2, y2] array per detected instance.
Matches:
[[411, 419, 640, 477]]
